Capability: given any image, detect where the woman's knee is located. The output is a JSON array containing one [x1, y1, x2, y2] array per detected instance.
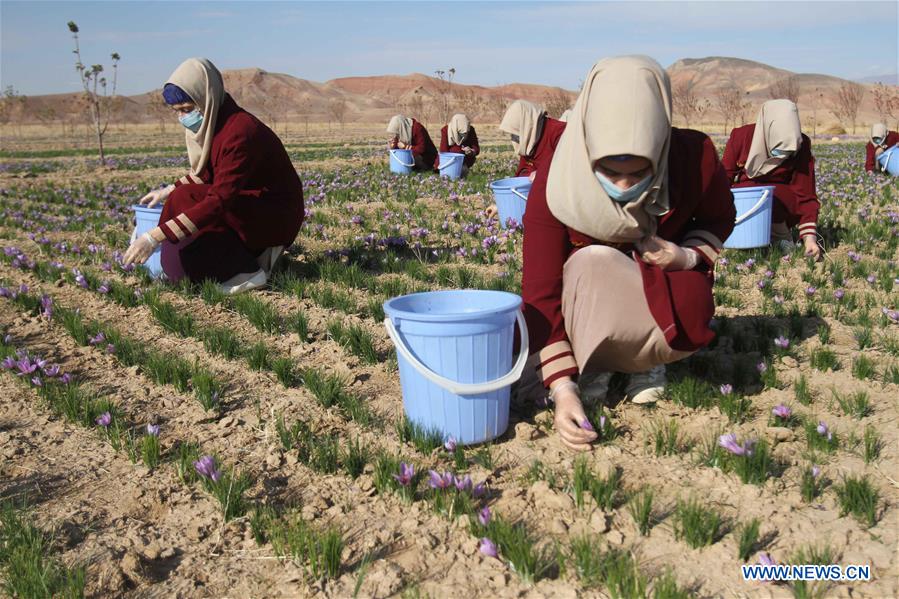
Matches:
[[564, 245, 634, 286]]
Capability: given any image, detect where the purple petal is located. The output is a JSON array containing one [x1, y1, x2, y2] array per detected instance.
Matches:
[[479, 538, 498, 558]]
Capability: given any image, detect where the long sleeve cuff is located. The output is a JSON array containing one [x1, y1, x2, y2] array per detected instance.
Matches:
[[536, 340, 579, 388], [159, 213, 199, 243], [681, 229, 725, 266], [797, 222, 817, 240], [174, 173, 205, 187]]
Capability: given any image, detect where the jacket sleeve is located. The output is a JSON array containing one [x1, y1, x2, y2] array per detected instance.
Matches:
[[467, 127, 480, 156], [865, 142, 876, 172], [515, 155, 532, 177], [439, 126, 449, 153], [410, 121, 428, 158], [792, 136, 819, 239], [680, 136, 737, 266], [159, 131, 257, 243], [521, 169, 578, 387], [721, 128, 743, 182]]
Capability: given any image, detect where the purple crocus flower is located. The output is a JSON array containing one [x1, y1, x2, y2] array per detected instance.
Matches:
[[146, 423, 160, 436], [428, 470, 453, 490], [718, 433, 746, 455], [598, 415, 607, 431], [805, 286, 817, 296], [1, 356, 15, 369], [454, 474, 473, 493], [96, 411, 112, 428], [756, 279, 767, 290], [88, 332, 105, 346], [866, 274, 876, 284], [42, 364, 61, 377], [194, 455, 222, 481], [757, 361, 768, 374], [811, 465, 821, 478], [16, 358, 37, 376], [31, 376, 42, 387], [393, 462, 414, 486], [60, 373, 72, 384], [833, 289, 845, 300], [816, 421, 828, 436], [40, 295, 52, 320], [97, 283, 110, 294], [478, 506, 491, 526], [771, 404, 792, 420], [479, 538, 498, 558], [472, 482, 487, 498], [580, 419, 594, 432], [774, 336, 789, 349], [75, 275, 88, 289], [444, 436, 457, 453], [719, 384, 733, 395]]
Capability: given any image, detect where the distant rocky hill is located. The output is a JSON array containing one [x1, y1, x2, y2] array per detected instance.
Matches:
[[5, 57, 895, 131]]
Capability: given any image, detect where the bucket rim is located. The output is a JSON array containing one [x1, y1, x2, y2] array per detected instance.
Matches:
[[383, 290, 522, 323], [132, 204, 163, 213], [489, 176, 532, 190], [731, 185, 776, 194], [439, 151, 465, 157]]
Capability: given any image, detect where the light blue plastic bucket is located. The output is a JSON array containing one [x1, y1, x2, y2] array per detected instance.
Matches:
[[489, 176, 531, 229], [389, 149, 415, 174], [438, 152, 465, 179], [384, 290, 529, 446], [878, 145, 899, 176], [723, 185, 775, 249], [131, 205, 163, 277]]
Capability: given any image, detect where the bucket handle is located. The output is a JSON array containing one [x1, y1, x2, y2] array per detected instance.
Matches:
[[384, 311, 530, 396], [438, 154, 461, 170], [510, 185, 529, 202], [391, 150, 416, 168], [733, 189, 771, 226]]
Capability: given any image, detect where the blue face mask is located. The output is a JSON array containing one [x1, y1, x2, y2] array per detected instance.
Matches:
[[594, 170, 653, 203], [770, 148, 793, 159], [179, 110, 203, 133], [873, 136, 885, 145]]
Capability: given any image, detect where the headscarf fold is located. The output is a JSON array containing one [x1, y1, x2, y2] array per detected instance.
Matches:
[[871, 123, 888, 146], [499, 100, 544, 156], [745, 99, 802, 178], [448, 113, 470, 146], [387, 115, 413, 145], [165, 58, 225, 176], [559, 109, 572, 122], [545, 55, 672, 244]]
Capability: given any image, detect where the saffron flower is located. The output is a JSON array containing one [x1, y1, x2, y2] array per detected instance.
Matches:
[[816, 421, 833, 441], [428, 470, 453, 490], [479, 538, 498, 559], [756, 361, 768, 374], [811, 465, 821, 478], [718, 433, 755, 456], [771, 404, 792, 420], [580, 419, 594, 432], [719, 384, 733, 395], [454, 474, 473, 493], [393, 462, 414, 486], [834, 289, 845, 300], [756, 279, 766, 290], [96, 411, 112, 428], [194, 455, 222, 482], [43, 364, 60, 377], [478, 506, 491, 526], [774, 336, 789, 349], [598, 415, 607, 432], [31, 376, 42, 387], [472, 482, 487, 498], [40, 295, 52, 320], [88, 332, 105, 346], [444, 436, 457, 453], [146, 423, 160, 436], [805, 286, 817, 296]]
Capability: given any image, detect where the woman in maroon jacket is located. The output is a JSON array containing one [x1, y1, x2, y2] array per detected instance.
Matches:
[[520, 56, 735, 452], [721, 100, 820, 259], [387, 115, 438, 172], [500, 100, 565, 181], [865, 123, 899, 172], [436, 113, 479, 174], [124, 58, 304, 293]]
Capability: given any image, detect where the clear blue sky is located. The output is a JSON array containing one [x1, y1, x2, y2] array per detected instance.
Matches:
[[2, 1, 896, 96]]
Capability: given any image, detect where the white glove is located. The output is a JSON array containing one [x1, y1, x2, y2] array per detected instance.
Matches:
[[636, 235, 699, 271], [139, 184, 175, 208], [123, 232, 161, 266]]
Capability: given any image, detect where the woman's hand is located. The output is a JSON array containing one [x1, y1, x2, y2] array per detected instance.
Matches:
[[803, 235, 822, 261], [124, 229, 163, 266], [551, 380, 597, 451], [139, 184, 174, 208], [396, 141, 408, 149], [636, 235, 689, 270], [485, 204, 498, 220]]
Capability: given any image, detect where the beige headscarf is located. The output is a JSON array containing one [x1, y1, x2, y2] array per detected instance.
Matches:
[[387, 115, 413, 145], [546, 55, 671, 244], [166, 58, 225, 176], [871, 123, 888, 145], [559, 109, 572, 122], [448, 113, 470, 146], [745, 99, 802, 178], [499, 100, 544, 156]]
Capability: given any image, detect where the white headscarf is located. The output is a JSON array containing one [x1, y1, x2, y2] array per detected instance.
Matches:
[[559, 109, 572, 122], [448, 113, 471, 146], [745, 99, 802, 178], [499, 100, 544, 156], [387, 115, 413, 145], [545, 55, 671, 243], [166, 58, 225, 176], [871, 123, 888, 146]]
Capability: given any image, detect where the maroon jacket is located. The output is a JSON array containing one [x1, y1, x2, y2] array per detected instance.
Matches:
[[390, 119, 438, 171], [437, 125, 480, 168], [865, 131, 899, 171], [721, 124, 818, 239], [161, 94, 303, 250], [522, 128, 735, 387], [515, 117, 566, 177]]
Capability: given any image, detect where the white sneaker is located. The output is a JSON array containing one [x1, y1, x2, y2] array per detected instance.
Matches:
[[625, 365, 666, 404], [220, 268, 268, 295], [256, 245, 284, 274], [579, 371, 612, 406]]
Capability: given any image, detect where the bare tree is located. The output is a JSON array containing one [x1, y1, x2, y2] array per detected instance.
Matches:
[[714, 84, 747, 134], [831, 82, 865, 134], [485, 94, 509, 122], [68, 21, 119, 164], [328, 97, 349, 129], [672, 80, 705, 128], [768, 76, 800, 104], [145, 94, 170, 134], [807, 87, 825, 138], [434, 68, 455, 124], [544, 89, 573, 119], [0, 86, 27, 136], [454, 89, 483, 121], [871, 83, 899, 128]]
